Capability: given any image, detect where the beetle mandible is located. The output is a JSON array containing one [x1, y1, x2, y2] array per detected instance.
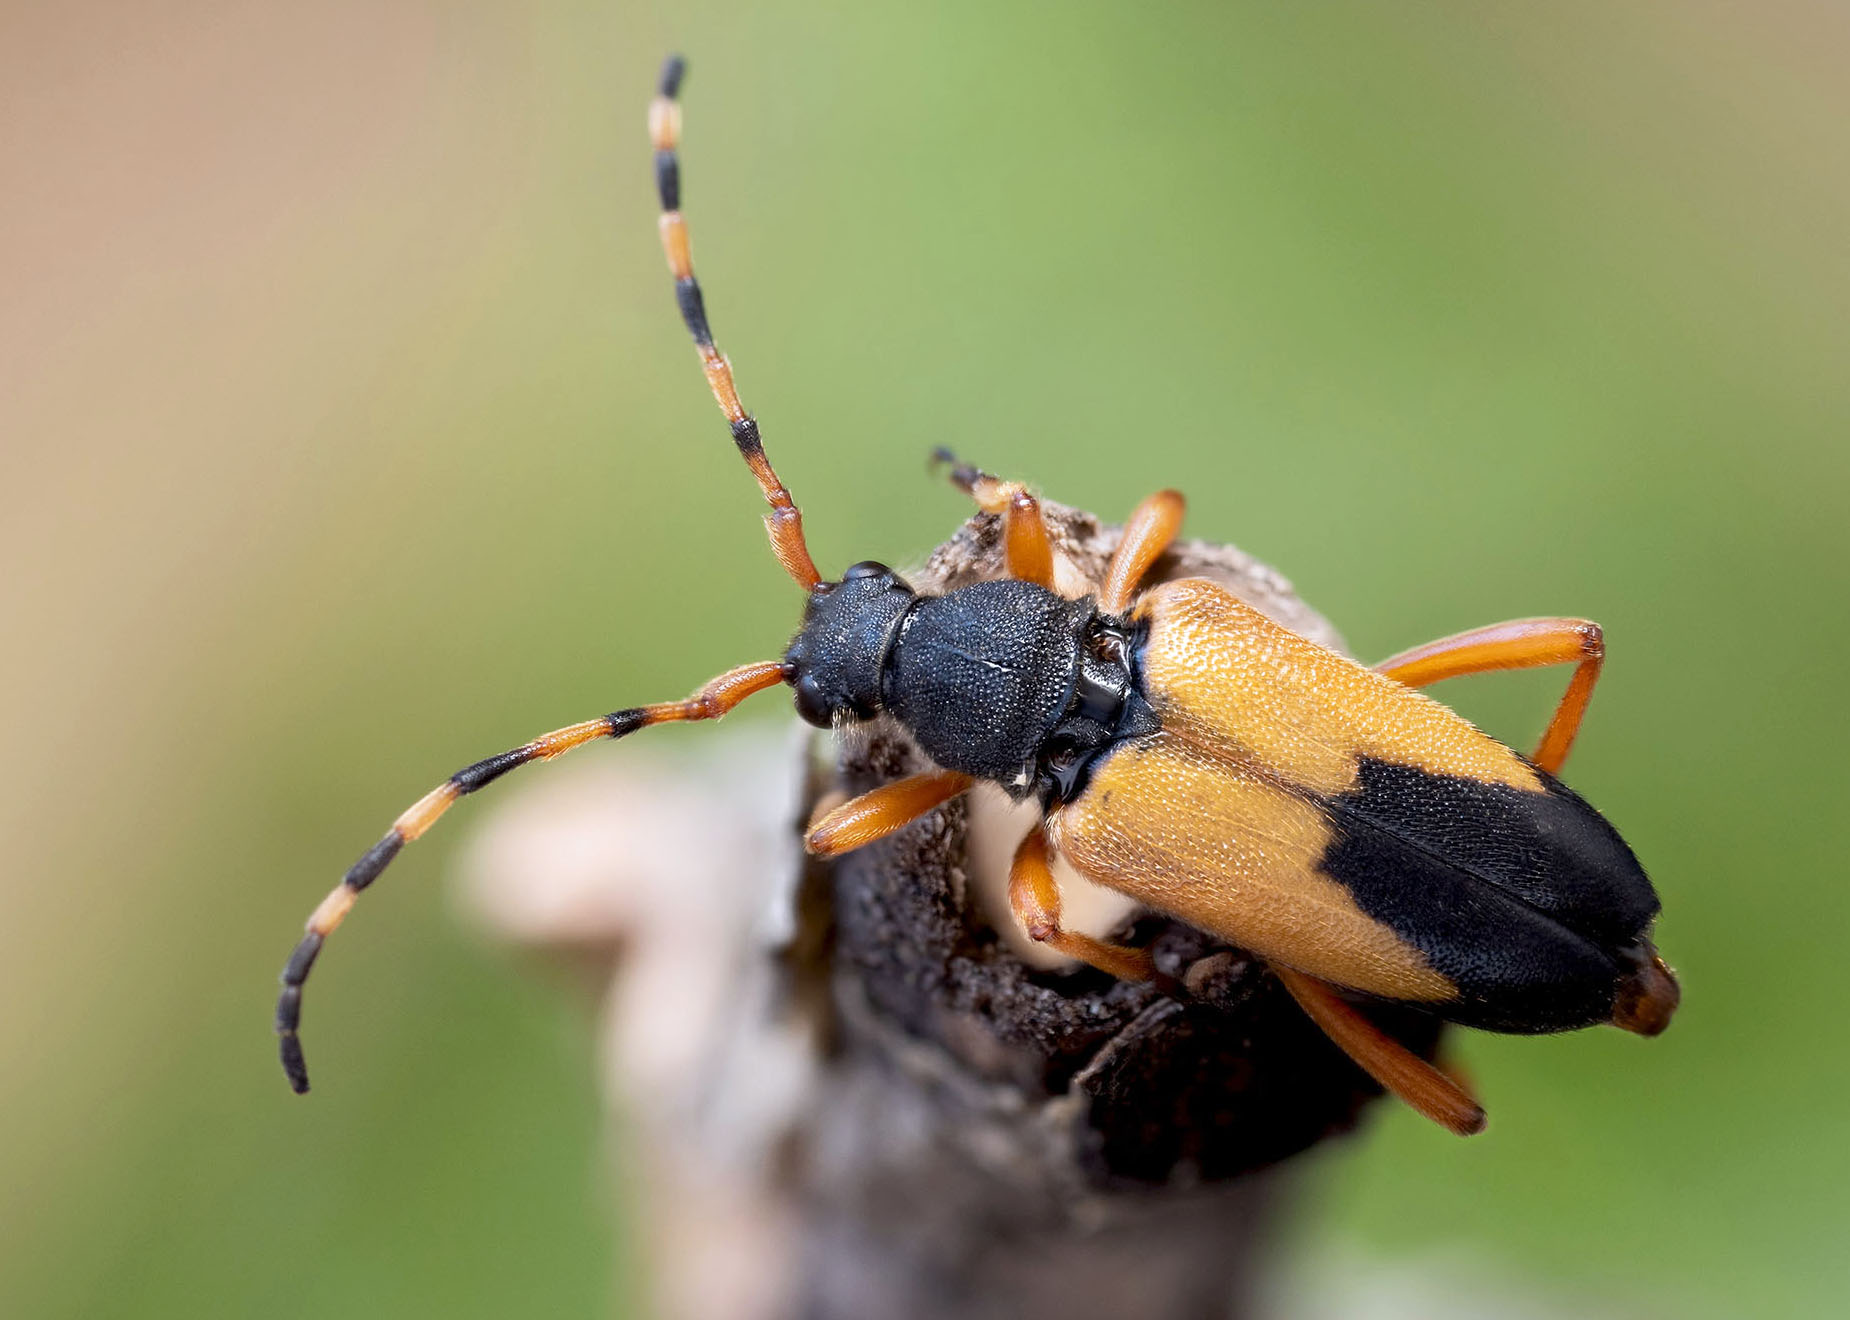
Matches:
[[275, 55, 1679, 1135]]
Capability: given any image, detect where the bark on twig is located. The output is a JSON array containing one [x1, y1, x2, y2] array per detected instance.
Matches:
[[459, 501, 1444, 1320]]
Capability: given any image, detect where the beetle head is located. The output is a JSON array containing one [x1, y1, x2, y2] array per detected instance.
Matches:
[[783, 562, 916, 728]]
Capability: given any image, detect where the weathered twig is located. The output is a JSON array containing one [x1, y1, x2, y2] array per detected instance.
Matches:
[[459, 501, 1444, 1320]]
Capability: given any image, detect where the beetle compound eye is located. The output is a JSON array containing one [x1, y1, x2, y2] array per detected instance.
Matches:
[[793, 673, 834, 728], [842, 560, 891, 581]]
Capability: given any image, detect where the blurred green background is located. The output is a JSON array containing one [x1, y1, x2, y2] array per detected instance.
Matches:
[[4, 1, 1846, 1315]]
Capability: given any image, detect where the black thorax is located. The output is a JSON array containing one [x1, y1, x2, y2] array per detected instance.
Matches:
[[783, 563, 1159, 805]]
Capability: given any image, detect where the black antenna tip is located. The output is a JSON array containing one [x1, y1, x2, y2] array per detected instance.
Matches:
[[659, 55, 687, 100], [280, 1033, 311, 1094]]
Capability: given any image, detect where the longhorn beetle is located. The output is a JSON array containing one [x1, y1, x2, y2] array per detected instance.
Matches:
[[276, 55, 1680, 1135]]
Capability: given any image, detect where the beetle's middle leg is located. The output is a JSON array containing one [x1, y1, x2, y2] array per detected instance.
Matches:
[[931, 448, 1054, 588], [1373, 617, 1604, 775], [1099, 489, 1186, 615], [1007, 825, 1156, 982], [805, 769, 975, 857]]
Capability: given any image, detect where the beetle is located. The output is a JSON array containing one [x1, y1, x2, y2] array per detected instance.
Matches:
[[275, 55, 1679, 1135]]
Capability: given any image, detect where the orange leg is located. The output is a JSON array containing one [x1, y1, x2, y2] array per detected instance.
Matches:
[[652, 57, 820, 588], [1272, 964, 1486, 1136], [931, 448, 1054, 589], [805, 769, 974, 858], [1374, 617, 1604, 776], [1099, 489, 1186, 616], [276, 659, 789, 1093], [1006, 826, 1156, 982]]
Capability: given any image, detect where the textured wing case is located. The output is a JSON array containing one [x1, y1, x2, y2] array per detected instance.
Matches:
[[1048, 578, 1658, 1031]]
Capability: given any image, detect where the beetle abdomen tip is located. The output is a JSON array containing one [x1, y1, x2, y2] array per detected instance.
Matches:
[[1611, 944, 1680, 1037]]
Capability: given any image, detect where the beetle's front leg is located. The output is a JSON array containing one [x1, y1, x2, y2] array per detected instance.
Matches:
[[805, 769, 974, 857], [1374, 617, 1604, 775], [932, 448, 1055, 589], [1007, 825, 1156, 982]]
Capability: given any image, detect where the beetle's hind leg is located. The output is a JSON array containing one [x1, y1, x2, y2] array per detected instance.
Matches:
[[1374, 617, 1604, 775], [276, 659, 789, 1094], [1271, 964, 1486, 1136], [1007, 825, 1157, 983], [930, 448, 1054, 589]]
